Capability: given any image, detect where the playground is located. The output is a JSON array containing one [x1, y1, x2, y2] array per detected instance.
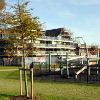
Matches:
[[8, 52, 100, 99], [34, 67, 100, 84], [32, 52, 100, 84]]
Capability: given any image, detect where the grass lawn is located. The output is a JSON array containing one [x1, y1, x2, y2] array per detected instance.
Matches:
[[0, 66, 100, 100]]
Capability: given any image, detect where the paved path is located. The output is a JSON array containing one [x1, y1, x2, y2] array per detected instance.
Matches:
[[0, 69, 18, 71]]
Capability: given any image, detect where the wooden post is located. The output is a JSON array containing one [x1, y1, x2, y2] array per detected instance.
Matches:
[[20, 69, 23, 95], [31, 68, 34, 100], [24, 70, 29, 97], [19, 68, 33, 98]]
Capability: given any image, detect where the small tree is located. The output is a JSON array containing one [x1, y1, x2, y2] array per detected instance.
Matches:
[[2, 0, 44, 97], [3, 1, 43, 63]]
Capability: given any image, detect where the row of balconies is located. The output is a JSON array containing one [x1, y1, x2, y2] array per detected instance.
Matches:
[[33, 43, 76, 49], [39, 36, 74, 42], [0, 50, 76, 56], [21, 51, 76, 55]]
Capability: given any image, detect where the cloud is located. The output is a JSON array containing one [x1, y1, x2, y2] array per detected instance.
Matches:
[[32, 0, 43, 2], [28, 0, 100, 46], [58, 10, 75, 18], [72, 7, 79, 13], [70, 0, 100, 5], [71, 24, 100, 46]]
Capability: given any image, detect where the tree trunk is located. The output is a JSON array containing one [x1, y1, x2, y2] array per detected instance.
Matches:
[[23, 44, 29, 97]]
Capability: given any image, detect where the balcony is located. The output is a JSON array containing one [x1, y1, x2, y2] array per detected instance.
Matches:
[[38, 36, 74, 42], [34, 43, 75, 49]]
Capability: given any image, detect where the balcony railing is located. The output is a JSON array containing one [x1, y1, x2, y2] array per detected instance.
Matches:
[[34, 43, 75, 48], [39, 36, 74, 42]]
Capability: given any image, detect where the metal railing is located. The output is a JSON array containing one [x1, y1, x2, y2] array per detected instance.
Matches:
[[40, 36, 74, 42], [34, 43, 75, 48]]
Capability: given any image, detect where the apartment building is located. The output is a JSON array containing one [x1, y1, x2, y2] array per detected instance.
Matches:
[[34, 28, 78, 55]]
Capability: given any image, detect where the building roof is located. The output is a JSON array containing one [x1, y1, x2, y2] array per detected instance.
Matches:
[[45, 28, 64, 37]]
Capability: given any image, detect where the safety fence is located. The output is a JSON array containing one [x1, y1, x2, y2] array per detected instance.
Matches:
[[33, 62, 100, 84]]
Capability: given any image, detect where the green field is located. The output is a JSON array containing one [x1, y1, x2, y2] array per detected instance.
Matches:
[[0, 66, 100, 100]]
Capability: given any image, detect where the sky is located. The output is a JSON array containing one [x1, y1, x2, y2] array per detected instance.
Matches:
[[5, 0, 100, 46]]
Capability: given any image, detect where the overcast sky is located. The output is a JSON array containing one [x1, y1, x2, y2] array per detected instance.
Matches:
[[6, 0, 100, 46]]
